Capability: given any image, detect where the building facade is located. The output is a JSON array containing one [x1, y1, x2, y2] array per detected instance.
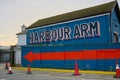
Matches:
[[0, 46, 10, 62], [15, 25, 26, 65], [22, 1, 120, 71]]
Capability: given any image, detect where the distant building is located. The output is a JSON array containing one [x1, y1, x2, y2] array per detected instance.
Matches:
[[0, 46, 10, 62], [15, 24, 27, 65]]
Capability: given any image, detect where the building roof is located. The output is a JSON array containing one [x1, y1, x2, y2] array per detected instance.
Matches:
[[0, 46, 10, 50], [16, 31, 26, 35], [27, 1, 117, 29]]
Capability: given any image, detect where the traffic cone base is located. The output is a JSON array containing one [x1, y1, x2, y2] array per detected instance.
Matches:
[[8, 70, 13, 74], [114, 75, 120, 78], [4, 66, 9, 70], [73, 73, 81, 76], [26, 71, 32, 74]]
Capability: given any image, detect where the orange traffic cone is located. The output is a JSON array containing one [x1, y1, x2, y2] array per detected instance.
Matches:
[[26, 64, 32, 74], [7, 64, 13, 74], [114, 60, 120, 78], [73, 61, 81, 76], [4, 62, 9, 70]]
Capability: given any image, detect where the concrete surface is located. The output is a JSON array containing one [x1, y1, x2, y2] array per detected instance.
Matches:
[[0, 63, 120, 80]]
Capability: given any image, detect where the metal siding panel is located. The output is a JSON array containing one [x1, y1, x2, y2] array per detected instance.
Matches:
[[32, 46, 41, 67], [40, 60, 64, 68], [22, 44, 120, 71], [27, 14, 110, 45], [96, 60, 116, 71], [21, 49, 30, 67], [22, 46, 41, 67]]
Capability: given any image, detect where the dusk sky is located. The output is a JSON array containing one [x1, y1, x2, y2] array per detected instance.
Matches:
[[0, 0, 120, 46]]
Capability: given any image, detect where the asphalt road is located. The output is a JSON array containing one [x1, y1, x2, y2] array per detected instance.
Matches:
[[0, 63, 120, 80]]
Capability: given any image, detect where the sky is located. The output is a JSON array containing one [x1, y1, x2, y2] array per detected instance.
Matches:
[[0, 0, 120, 46]]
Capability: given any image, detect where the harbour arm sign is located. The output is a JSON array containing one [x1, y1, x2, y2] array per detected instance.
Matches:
[[28, 21, 100, 44], [27, 14, 109, 45]]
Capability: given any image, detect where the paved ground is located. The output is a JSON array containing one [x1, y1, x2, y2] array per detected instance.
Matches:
[[0, 63, 120, 80]]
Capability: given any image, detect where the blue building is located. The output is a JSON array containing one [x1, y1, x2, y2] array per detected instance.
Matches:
[[22, 1, 120, 71]]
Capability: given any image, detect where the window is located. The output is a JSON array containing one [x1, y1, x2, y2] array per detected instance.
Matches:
[[114, 33, 118, 43]]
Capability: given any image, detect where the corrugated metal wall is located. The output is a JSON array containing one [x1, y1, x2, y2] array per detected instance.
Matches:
[[22, 44, 120, 71]]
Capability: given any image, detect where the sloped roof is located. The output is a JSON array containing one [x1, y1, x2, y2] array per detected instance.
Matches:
[[27, 1, 117, 29], [16, 31, 26, 35]]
